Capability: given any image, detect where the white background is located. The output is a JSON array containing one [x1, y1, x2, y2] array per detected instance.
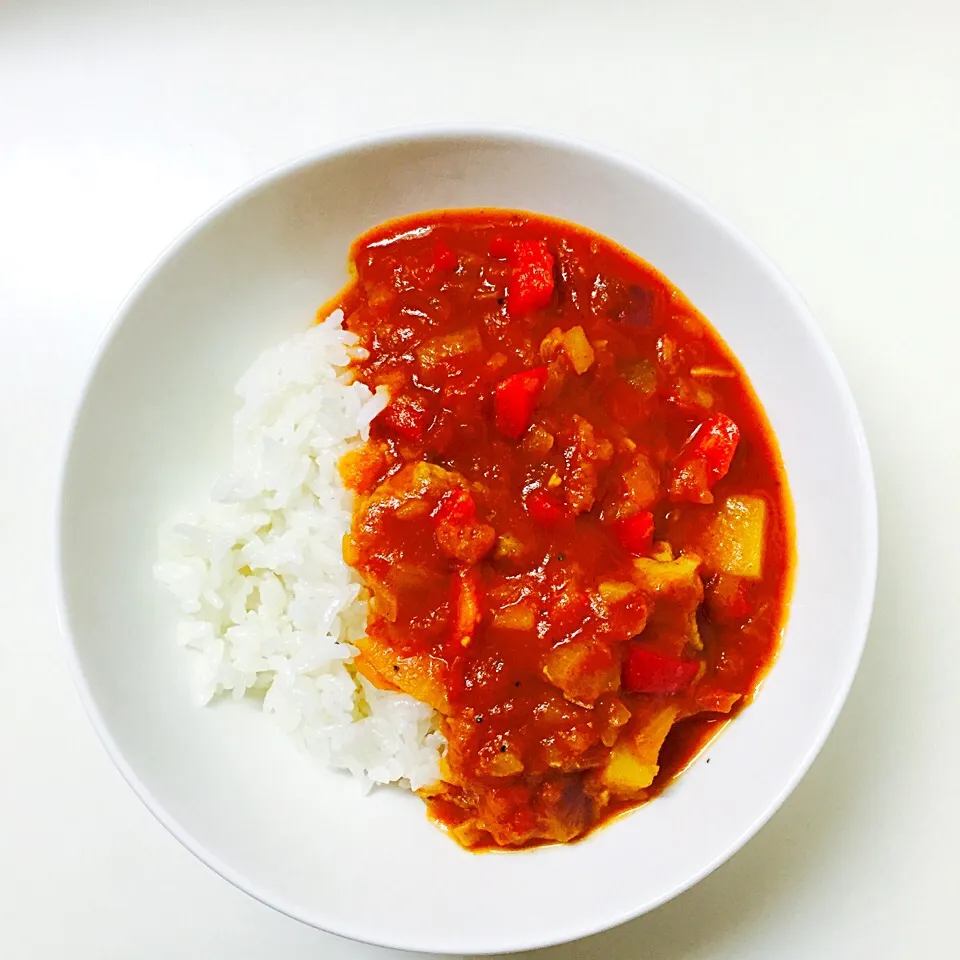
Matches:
[[2, 1, 957, 957]]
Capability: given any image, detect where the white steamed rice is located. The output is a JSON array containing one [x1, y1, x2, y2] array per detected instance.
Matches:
[[153, 311, 444, 791]]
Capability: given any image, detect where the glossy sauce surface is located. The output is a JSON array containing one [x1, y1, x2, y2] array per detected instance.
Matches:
[[335, 210, 793, 849]]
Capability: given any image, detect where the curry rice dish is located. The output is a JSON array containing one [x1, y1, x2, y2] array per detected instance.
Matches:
[[155, 209, 794, 851]]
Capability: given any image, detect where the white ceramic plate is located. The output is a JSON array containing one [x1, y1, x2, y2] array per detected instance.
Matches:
[[56, 129, 877, 955]]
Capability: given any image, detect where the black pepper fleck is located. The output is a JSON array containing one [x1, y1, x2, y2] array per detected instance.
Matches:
[[557, 553, 566, 561], [514, 681, 521, 688], [500, 745, 507, 753], [393, 665, 399, 672], [475, 715, 484, 724]]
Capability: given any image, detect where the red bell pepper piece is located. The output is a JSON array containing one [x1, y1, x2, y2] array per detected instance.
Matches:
[[680, 413, 740, 482], [622, 646, 700, 694], [506, 240, 555, 318], [381, 396, 429, 444], [494, 366, 548, 439], [614, 512, 655, 555], [669, 413, 740, 502], [525, 490, 570, 524], [433, 240, 458, 271]]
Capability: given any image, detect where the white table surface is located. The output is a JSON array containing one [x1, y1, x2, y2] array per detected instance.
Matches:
[[3, 1, 957, 956]]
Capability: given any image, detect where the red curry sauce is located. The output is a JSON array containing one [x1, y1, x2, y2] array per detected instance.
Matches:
[[334, 210, 793, 850]]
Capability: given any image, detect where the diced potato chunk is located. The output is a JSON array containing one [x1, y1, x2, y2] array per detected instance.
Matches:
[[634, 705, 680, 761], [632, 553, 702, 595], [342, 532, 360, 567], [491, 599, 536, 631], [699, 495, 767, 579], [522, 424, 555, 456], [355, 635, 450, 713], [416, 328, 483, 372], [539, 327, 565, 361], [353, 655, 400, 692], [479, 747, 524, 778], [601, 705, 679, 796], [338, 441, 387, 494], [561, 325, 595, 374], [622, 452, 661, 512], [599, 697, 632, 747], [622, 358, 658, 395], [394, 499, 431, 520], [543, 640, 619, 705], [450, 819, 488, 849], [540, 325, 595, 374], [598, 580, 637, 603], [370, 589, 398, 622], [602, 746, 658, 795], [649, 540, 674, 562], [494, 533, 526, 561]]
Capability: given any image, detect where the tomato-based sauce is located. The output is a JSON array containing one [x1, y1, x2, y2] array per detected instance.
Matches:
[[333, 210, 793, 850]]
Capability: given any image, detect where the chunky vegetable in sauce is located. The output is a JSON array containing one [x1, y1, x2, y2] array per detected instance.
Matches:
[[335, 210, 793, 850]]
